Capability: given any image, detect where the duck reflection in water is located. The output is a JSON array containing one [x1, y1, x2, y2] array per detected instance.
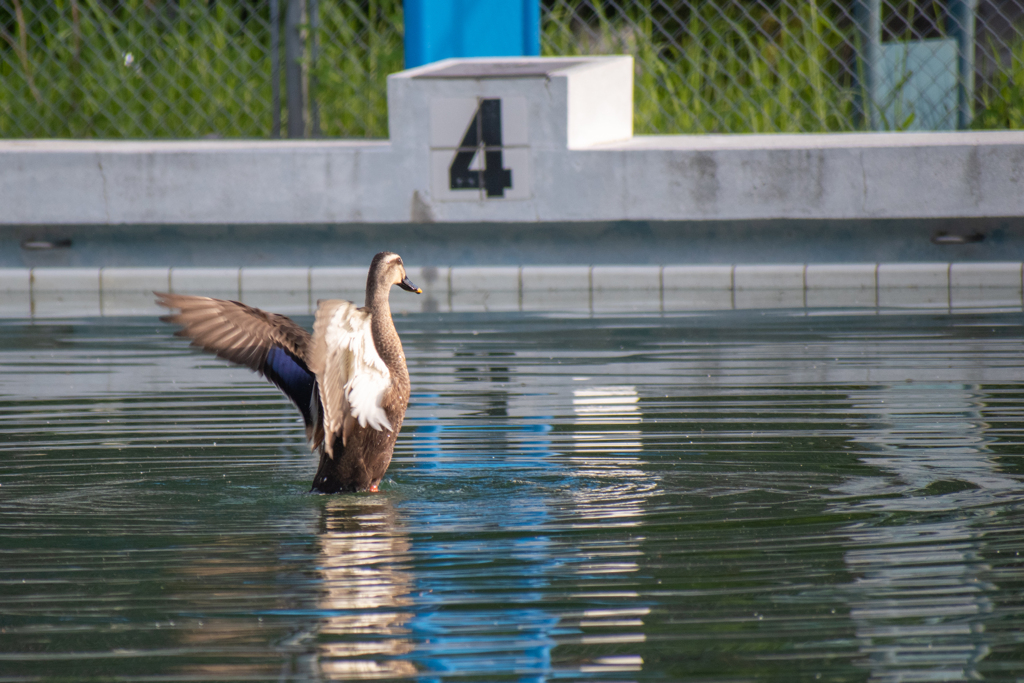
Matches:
[[157, 252, 421, 493], [316, 496, 416, 679]]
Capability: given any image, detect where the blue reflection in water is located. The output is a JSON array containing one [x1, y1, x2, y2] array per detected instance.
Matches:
[[394, 383, 652, 680], [406, 390, 561, 680]]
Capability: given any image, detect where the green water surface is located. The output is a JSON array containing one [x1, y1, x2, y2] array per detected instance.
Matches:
[[1, 310, 1023, 681]]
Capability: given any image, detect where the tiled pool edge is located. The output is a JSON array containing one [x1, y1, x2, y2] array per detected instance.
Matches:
[[1, 263, 1022, 318]]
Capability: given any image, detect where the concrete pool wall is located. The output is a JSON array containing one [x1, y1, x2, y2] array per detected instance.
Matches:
[[2, 56, 1023, 316]]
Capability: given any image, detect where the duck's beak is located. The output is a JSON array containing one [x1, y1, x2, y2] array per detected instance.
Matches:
[[399, 276, 422, 294]]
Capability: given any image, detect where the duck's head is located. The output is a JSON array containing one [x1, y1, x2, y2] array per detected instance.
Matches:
[[370, 251, 422, 295]]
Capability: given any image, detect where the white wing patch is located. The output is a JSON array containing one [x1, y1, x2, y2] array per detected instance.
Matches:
[[312, 300, 392, 457]]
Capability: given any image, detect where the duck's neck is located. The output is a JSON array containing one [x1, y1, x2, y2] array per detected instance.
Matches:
[[366, 284, 407, 377]]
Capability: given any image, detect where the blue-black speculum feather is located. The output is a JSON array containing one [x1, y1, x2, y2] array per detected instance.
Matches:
[[264, 346, 316, 427]]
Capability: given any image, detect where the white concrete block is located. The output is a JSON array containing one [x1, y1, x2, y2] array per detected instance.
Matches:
[[238, 268, 311, 315], [239, 270, 306, 314], [501, 147, 532, 200], [950, 262, 1022, 289], [430, 149, 482, 202], [531, 148, 629, 221], [950, 288, 1022, 310], [0, 268, 31, 292], [451, 266, 520, 293], [592, 266, 660, 291], [32, 269, 101, 317], [241, 267, 308, 293], [878, 287, 949, 309], [406, 265, 448, 292], [734, 288, 805, 310], [401, 266, 448, 314], [389, 292, 437, 315], [734, 264, 804, 290], [33, 291, 101, 318], [429, 96, 528, 148], [101, 267, 171, 292], [103, 292, 167, 317], [450, 290, 520, 312], [805, 263, 877, 289], [662, 265, 732, 290], [0, 295, 31, 318], [170, 268, 240, 297], [948, 262, 1022, 309], [592, 288, 661, 313], [501, 97, 530, 147], [806, 288, 876, 309], [521, 266, 590, 291], [565, 57, 633, 149], [310, 267, 367, 303], [32, 268, 100, 292], [877, 262, 949, 289], [522, 288, 590, 312], [432, 145, 531, 201], [430, 98, 481, 148], [242, 292, 311, 316], [663, 289, 733, 312], [0, 269, 31, 318]]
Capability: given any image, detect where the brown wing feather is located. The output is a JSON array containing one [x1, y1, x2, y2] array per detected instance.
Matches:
[[156, 292, 320, 444], [156, 292, 311, 369]]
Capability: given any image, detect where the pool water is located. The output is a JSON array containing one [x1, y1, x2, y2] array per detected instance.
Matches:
[[2, 310, 1024, 681]]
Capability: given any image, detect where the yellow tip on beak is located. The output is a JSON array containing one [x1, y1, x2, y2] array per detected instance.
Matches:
[[415, 287, 423, 294]]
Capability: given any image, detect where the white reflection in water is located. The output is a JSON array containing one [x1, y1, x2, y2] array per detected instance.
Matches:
[[836, 382, 1021, 682], [316, 498, 416, 679], [563, 384, 653, 665], [569, 385, 655, 522], [572, 386, 643, 454]]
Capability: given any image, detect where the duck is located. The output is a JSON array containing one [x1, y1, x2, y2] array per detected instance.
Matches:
[[156, 252, 421, 493]]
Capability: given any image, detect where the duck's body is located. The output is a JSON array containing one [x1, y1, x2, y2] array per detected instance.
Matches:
[[157, 252, 420, 493]]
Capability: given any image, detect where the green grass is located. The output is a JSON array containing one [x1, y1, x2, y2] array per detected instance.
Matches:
[[973, 37, 1024, 130], [1, 0, 1021, 138], [0, 0, 402, 138], [542, 0, 859, 134]]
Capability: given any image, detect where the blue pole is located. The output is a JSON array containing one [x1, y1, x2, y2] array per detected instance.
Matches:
[[522, 0, 540, 58], [404, 0, 541, 69]]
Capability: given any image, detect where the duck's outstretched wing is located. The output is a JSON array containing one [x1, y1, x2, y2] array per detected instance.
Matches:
[[155, 293, 319, 442], [311, 300, 392, 458]]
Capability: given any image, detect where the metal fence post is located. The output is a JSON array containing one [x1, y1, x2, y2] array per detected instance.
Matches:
[[309, 0, 321, 137], [270, 0, 281, 138], [950, 0, 978, 129], [285, 0, 305, 138], [853, 0, 881, 130]]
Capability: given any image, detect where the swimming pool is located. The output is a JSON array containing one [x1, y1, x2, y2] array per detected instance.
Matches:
[[1, 309, 1023, 681]]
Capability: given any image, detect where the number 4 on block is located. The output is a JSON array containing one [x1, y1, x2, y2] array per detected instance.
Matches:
[[449, 99, 513, 198]]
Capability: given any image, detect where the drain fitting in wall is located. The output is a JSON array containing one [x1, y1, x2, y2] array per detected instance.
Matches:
[[21, 239, 72, 251], [931, 232, 985, 245]]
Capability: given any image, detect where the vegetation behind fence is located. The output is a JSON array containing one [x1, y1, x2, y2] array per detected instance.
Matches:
[[2, 0, 1023, 139]]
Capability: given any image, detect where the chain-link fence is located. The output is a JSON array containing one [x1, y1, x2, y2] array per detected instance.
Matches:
[[2, 1, 1023, 138], [546, 0, 1024, 133]]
